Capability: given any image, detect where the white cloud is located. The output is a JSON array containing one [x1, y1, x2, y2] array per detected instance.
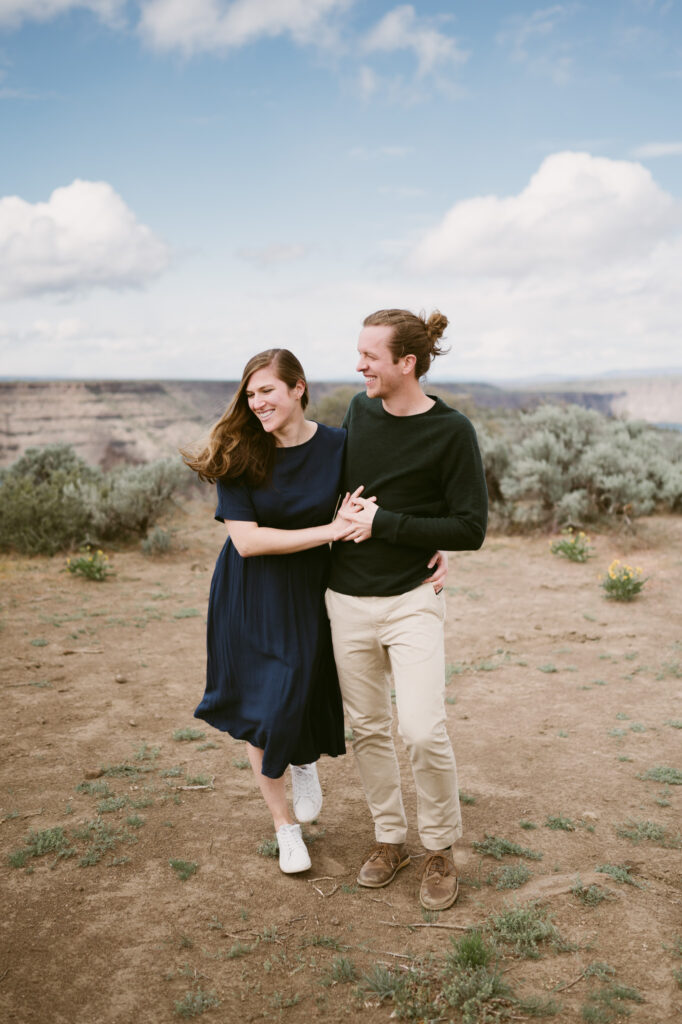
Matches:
[[631, 141, 682, 158], [0, 179, 171, 300], [411, 151, 679, 276], [0, 0, 124, 28], [137, 0, 351, 55], [402, 152, 682, 377], [497, 4, 577, 83], [363, 5, 467, 76], [237, 243, 307, 266]]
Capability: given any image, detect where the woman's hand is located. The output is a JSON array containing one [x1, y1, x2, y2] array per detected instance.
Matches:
[[336, 487, 378, 543]]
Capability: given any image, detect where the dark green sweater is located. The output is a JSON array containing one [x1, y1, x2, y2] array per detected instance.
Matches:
[[328, 393, 488, 596]]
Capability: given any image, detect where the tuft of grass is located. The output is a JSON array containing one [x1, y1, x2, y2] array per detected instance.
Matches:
[[459, 790, 476, 805], [595, 864, 645, 888], [473, 834, 543, 861], [545, 815, 576, 832], [638, 765, 682, 785], [170, 858, 198, 881], [172, 728, 206, 742], [134, 742, 160, 762], [538, 664, 558, 673], [327, 956, 357, 983], [300, 934, 342, 950], [446, 929, 492, 970], [493, 862, 532, 891], [185, 774, 212, 787], [15, 826, 74, 863], [257, 838, 279, 858], [174, 987, 219, 1018], [100, 762, 146, 779], [356, 965, 401, 1002], [487, 901, 568, 959], [572, 879, 615, 907], [231, 758, 249, 769], [30, 638, 48, 647], [98, 796, 128, 814], [664, 719, 682, 729], [616, 819, 681, 848], [161, 765, 184, 777], [226, 942, 252, 959], [173, 608, 201, 619], [581, 982, 643, 1022], [75, 819, 134, 867], [76, 780, 112, 797], [519, 819, 538, 830], [126, 814, 145, 829]]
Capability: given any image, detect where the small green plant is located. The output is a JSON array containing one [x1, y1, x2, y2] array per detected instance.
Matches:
[[226, 942, 252, 959], [172, 728, 206, 742], [98, 796, 128, 814], [550, 528, 594, 562], [257, 838, 279, 858], [545, 815, 576, 831], [638, 765, 682, 785], [519, 819, 538, 830], [76, 780, 112, 797], [581, 981, 643, 1022], [170, 858, 198, 881], [301, 934, 342, 950], [616, 819, 681, 847], [459, 790, 476, 805], [356, 964, 401, 1002], [572, 879, 615, 907], [231, 758, 249, 770], [487, 901, 567, 959], [66, 547, 113, 581], [492, 862, 532, 890], [8, 826, 75, 868], [174, 987, 219, 1017], [600, 560, 646, 601], [472, 834, 543, 861], [665, 719, 682, 729], [328, 956, 357, 983], [173, 608, 201, 619], [134, 743, 161, 762], [126, 815, 145, 829], [185, 774, 212, 787], [595, 864, 645, 888]]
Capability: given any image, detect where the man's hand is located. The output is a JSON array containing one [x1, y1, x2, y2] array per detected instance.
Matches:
[[424, 550, 448, 593]]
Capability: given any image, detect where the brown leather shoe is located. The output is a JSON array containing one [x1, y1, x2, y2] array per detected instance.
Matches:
[[419, 849, 459, 910], [357, 842, 410, 888]]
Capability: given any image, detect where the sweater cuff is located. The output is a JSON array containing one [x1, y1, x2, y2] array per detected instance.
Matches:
[[372, 507, 401, 543]]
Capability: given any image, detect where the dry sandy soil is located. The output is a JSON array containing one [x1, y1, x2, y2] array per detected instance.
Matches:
[[1, 499, 681, 1024]]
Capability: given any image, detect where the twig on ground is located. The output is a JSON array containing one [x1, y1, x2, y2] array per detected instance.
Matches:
[[379, 920, 469, 931], [311, 877, 339, 897]]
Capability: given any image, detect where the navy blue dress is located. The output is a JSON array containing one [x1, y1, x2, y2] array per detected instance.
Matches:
[[194, 423, 346, 779]]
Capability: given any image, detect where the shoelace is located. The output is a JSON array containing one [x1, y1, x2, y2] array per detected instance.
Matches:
[[366, 843, 400, 865], [421, 852, 450, 879]]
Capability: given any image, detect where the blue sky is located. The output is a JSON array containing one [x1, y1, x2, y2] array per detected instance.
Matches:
[[1, 0, 681, 382]]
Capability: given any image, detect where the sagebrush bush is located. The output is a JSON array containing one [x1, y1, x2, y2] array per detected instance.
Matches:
[[487, 404, 682, 529], [0, 443, 185, 555]]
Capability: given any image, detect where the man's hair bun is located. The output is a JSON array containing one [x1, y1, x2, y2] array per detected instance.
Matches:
[[425, 310, 448, 344]]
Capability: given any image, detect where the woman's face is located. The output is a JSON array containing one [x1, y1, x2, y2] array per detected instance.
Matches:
[[245, 367, 304, 435]]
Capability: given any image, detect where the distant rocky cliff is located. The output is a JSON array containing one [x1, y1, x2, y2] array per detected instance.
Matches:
[[0, 376, 678, 469]]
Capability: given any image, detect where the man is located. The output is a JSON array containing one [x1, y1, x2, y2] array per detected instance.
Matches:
[[326, 308, 488, 911]]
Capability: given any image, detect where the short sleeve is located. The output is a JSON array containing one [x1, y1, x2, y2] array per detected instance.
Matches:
[[215, 477, 258, 524]]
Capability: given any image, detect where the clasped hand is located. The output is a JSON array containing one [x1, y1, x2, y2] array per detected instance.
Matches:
[[332, 485, 376, 543]]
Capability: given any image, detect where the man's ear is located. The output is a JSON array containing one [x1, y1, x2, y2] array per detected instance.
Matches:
[[401, 353, 417, 375]]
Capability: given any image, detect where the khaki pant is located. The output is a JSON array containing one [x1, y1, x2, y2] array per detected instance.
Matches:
[[325, 586, 461, 851]]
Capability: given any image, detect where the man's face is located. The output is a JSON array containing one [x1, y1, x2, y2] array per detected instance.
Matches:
[[356, 325, 406, 400]]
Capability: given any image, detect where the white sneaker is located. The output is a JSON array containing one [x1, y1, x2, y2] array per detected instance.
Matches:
[[290, 762, 323, 823], [276, 823, 311, 874]]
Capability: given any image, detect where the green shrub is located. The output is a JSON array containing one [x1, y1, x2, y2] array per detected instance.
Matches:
[[487, 404, 682, 529], [0, 443, 184, 554]]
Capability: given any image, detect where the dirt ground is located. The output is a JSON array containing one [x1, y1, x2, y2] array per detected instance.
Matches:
[[1, 498, 681, 1024]]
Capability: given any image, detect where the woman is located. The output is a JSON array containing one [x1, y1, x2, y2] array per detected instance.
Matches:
[[181, 349, 358, 874]]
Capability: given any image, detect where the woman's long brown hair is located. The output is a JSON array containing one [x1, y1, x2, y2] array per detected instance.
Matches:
[[180, 349, 309, 488]]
